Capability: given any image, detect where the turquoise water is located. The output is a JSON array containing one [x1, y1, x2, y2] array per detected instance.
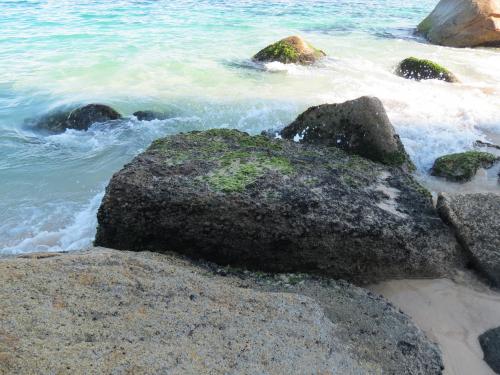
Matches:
[[1, 0, 499, 253]]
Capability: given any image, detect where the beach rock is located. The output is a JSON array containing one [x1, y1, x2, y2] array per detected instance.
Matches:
[[396, 57, 458, 83], [431, 151, 498, 182], [417, 0, 500, 47], [133, 110, 172, 121], [0, 248, 444, 374], [95, 129, 461, 283], [437, 193, 500, 286], [479, 327, 500, 373], [281, 96, 415, 171], [35, 104, 122, 133], [253, 35, 326, 65]]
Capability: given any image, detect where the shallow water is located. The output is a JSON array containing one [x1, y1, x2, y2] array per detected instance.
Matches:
[[1, 0, 499, 253]]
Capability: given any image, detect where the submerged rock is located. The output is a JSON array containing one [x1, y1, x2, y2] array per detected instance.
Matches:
[[417, 0, 500, 47], [479, 327, 500, 374], [281, 96, 415, 171], [0, 248, 444, 374], [35, 104, 122, 133], [431, 151, 498, 182], [95, 129, 461, 283], [133, 110, 172, 121], [253, 35, 326, 65], [396, 57, 458, 83], [437, 193, 500, 287]]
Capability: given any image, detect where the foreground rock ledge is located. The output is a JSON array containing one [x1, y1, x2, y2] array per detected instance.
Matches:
[[0, 248, 443, 374], [96, 129, 461, 283]]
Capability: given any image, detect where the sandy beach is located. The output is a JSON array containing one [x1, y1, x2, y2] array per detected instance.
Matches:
[[371, 274, 500, 375]]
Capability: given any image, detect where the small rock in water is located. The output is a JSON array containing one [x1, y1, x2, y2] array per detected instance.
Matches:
[[396, 57, 458, 83], [281, 96, 415, 171], [253, 35, 326, 65], [34, 103, 122, 133], [133, 110, 172, 121], [431, 151, 498, 182], [479, 327, 500, 374]]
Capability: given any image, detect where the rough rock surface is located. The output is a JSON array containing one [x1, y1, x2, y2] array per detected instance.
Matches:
[[281, 96, 415, 171], [437, 193, 500, 286], [479, 327, 500, 374], [431, 151, 498, 182], [253, 35, 326, 65], [417, 0, 500, 47], [133, 110, 172, 121], [95, 129, 461, 283], [0, 248, 444, 374], [34, 104, 122, 133], [396, 57, 458, 83]]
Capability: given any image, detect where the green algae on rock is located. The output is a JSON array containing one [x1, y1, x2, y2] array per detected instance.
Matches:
[[253, 35, 326, 65], [95, 129, 461, 284], [396, 57, 458, 82], [431, 151, 498, 182]]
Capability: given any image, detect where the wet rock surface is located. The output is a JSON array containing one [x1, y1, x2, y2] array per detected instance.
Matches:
[[396, 57, 458, 82], [95, 129, 461, 283], [437, 193, 500, 286], [431, 151, 498, 182], [281, 96, 414, 170], [253, 35, 326, 65], [34, 104, 122, 133], [133, 110, 172, 121], [0, 248, 444, 374]]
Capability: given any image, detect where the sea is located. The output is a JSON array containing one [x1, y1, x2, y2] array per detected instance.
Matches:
[[1, 0, 499, 254]]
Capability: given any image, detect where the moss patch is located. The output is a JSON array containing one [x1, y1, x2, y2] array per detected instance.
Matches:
[[396, 57, 457, 83], [431, 151, 498, 182], [254, 40, 300, 63]]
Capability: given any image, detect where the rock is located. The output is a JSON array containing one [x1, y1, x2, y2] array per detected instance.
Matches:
[[0, 248, 444, 374], [95, 129, 461, 283], [133, 110, 172, 121], [479, 327, 500, 374], [417, 0, 500, 47], [431, 151, 498, 182], [281, 96, 415, 171], [396, 57, 458, 83], [437, 193, 500, 286], [35, 104, 122, 133], [253, 35, 326, 65]]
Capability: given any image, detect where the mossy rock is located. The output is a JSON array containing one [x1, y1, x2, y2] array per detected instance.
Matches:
[[253, 36, 326, 65], [96, 128, 461, 284], [396, 57, 458, 83], [431, 151, 498, 182]]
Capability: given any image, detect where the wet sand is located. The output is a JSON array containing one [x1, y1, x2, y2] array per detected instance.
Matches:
[[370, 275, 500, 375]]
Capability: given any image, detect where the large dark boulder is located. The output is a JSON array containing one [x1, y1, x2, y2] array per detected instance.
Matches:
[[281, 96, 415, 171], [253, 35, 326, 65], [479, 327, 500, 374], [95, 129, 461, 283], [431, 151, 498, 182], [35, 104, 122, 133], [437, 193, 500, 286], [396, 57, 458, 83]]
